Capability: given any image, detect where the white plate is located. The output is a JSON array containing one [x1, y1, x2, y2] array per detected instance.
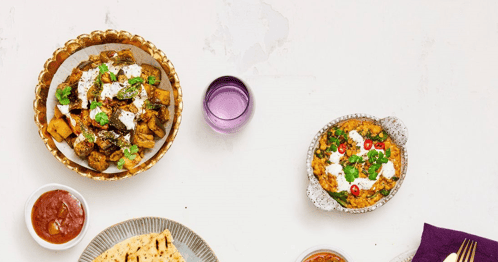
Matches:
[[47, 44, 175, 174], [78, 217, 218, 262]]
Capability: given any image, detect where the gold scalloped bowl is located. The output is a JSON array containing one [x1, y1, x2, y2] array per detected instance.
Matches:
[[34, 30, 183, 181]]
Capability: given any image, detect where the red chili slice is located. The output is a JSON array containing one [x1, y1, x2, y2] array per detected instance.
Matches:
[[351, 185, 360, 196], [364, 139, 373, 150], [374, 142, 385, 150], [338, 143, 347, 154]]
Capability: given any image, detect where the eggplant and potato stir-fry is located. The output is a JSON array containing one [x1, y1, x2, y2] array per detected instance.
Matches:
[[47, 50, 170, 172]]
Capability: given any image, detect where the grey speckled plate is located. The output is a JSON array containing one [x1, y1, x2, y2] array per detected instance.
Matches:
[[306, 114, 409, 214], [78, 217, 218, 262], [390, 249, 417, 262]]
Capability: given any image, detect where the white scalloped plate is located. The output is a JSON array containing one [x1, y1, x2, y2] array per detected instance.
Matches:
[[78, 217, 218, 262], [306, 114, 409, 214]]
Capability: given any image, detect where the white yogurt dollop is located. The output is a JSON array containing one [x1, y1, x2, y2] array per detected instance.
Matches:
[[100, 82, 124, 100], [119, 110, 136, 130], [380, 161, 396, 179], [122, 64, 142, 79], [89, 106, 102, 120], [77, 67, 99, 109]]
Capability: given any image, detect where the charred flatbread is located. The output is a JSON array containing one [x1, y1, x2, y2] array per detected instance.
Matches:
[[92, 229, 185, 262]]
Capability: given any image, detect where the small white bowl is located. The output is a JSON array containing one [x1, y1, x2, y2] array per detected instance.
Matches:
[[25, 183, 89, 250], [296, 245, 353, 262]]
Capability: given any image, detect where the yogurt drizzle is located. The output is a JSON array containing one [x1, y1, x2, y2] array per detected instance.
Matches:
[[326, 130, 396, 193]]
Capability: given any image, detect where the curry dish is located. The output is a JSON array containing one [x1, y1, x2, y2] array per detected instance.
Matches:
[[47, 50, 170, 172], [311, 119, 401, 208]]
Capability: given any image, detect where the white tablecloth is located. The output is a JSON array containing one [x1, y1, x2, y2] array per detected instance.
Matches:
[[1, 0, 498, 261]]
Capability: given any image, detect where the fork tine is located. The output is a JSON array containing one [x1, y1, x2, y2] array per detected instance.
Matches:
[[469, 242, 477, 262], [457, 239, 467, 257], [462, 241, 473, 262], [458, 239, 470, 262]]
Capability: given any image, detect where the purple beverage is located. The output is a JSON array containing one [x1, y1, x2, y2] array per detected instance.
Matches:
[[203, 76, 253, 133]]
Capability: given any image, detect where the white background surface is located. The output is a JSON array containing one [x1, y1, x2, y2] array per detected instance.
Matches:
[[1, 0, 498, 261]]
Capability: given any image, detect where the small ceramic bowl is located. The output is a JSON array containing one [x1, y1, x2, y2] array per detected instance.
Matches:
[[25, 183, 89, 250], [306, 113, 408, 214], [296, 245, 353, 262]]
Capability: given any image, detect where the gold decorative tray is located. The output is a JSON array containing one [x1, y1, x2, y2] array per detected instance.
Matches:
[[34, 30, 183, 181]]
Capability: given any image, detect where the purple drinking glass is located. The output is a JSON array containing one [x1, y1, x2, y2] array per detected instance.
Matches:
[[203, 76, 253, 133]]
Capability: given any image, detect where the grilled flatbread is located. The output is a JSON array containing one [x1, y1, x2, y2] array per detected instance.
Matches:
[[92, 229, 185, 262]]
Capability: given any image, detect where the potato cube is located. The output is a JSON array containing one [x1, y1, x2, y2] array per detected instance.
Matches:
[[158, 106, 170, 123], [48, 118, 73, 142], [88, 151, 110, 172], [123, 153, 142, 170], [142, 83, 156, 98], [54, 105, 64, 119], [148, 116, 165, 138], [140, 64, 161, 86], [152, 89, 170, 106]]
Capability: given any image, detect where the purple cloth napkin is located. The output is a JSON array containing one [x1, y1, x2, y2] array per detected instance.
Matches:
[[413, 223, 498, 262]]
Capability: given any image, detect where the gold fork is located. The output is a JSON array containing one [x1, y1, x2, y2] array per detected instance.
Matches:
[[456, 239, 478, 262]]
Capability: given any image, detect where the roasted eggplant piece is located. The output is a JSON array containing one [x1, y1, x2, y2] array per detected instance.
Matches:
[[133, 133, 155, 148], [114, 50, 135, 65], [140, 64, 161, 86], [148, 116, 165, 138], [123, 153, 142, 170], [151, 88, 170, 106], [77, 60, 93, 71], [158, 106, 170, 123], [109, 109, 128, 131], [88, 151, 110, 172], [109, 150, 124, 162], [74, 140, 94, 158]]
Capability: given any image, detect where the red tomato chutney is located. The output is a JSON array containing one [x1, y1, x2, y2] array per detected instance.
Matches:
[[304, 252, 346, 262], [31, 190, 85, 244]]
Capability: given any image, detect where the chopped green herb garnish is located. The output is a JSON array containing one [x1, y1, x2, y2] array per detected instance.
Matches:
[[148, 76, 160, 85], [385, 148, 391, 158], [328, 137, 338, 144], [380, 189, 391, 196], [83, 132, 95, 143], [98, 63, 109, 74], [95, 112, 109, 126], [117, 158, 125, 169], [344, 165, 359, 183], [368, 164, 381, 180], [124, 145, 139, 161], [348, 155, 363, 164], [90, 101, 102, 110], [329, 144, 338, 152], [391, 176, 399, 181], [55, 86, 72, 105], [128, 77, 144, 85], [335, 129, 344, 136], [110, 72, 117, 82]]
